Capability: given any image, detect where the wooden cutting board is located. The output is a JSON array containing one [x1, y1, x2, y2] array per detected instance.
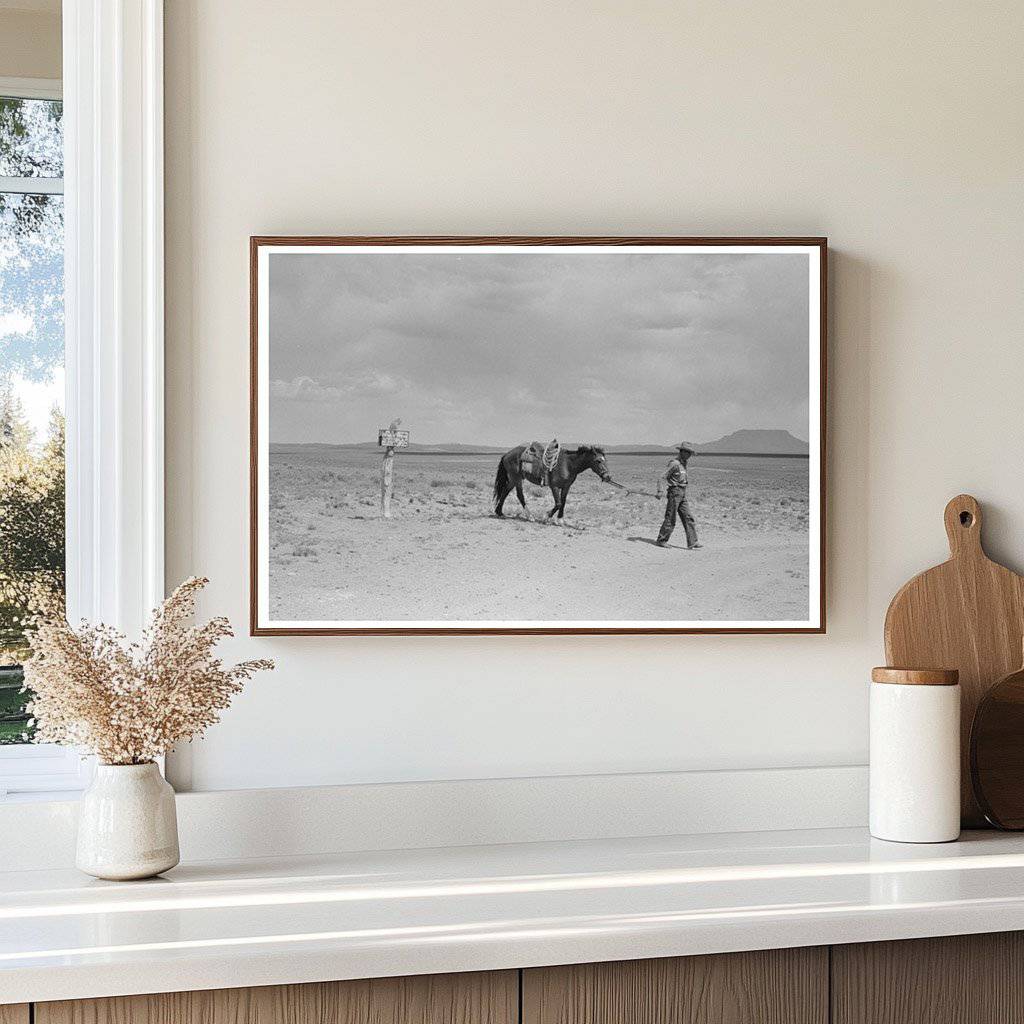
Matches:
[[884, 494, 1024, 827]]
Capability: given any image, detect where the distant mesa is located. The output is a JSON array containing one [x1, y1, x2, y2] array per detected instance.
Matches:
[[696, 429, 810, 456], [601, 430, 809, 456]]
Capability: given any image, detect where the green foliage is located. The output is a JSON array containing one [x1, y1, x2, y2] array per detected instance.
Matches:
[[0, 665, 30, 743], [0, 390, 65, 742]]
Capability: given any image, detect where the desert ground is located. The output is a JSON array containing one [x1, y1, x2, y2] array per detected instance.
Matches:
[[267, 446, 811, 624]]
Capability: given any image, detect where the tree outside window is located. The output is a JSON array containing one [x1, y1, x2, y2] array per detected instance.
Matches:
[[0, 93, 65, 744]]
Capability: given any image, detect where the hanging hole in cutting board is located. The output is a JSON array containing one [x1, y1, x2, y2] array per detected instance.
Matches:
[[960, 510, 974, 527]]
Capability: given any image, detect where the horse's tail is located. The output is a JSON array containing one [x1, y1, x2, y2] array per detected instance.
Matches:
[[493, 456, 510, 513]]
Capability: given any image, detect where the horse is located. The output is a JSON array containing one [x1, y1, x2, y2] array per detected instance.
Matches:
[[492, 444, 612, 523]]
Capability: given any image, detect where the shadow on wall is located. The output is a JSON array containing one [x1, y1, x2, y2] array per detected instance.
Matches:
[[827, 248, 873, 640]]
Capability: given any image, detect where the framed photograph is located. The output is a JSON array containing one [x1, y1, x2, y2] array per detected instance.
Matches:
[[250, 236, 826, 635]]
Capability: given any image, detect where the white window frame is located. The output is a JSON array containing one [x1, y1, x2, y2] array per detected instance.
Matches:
[[0, 1, 164, 800]]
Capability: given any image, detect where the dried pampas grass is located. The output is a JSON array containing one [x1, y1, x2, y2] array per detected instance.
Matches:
[[23, 577, 273, 765]]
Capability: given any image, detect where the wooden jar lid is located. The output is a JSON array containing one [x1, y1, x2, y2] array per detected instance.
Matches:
[[871, 667, 960, 686]]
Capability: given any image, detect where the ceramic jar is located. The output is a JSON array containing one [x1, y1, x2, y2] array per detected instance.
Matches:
[[76, 762, 180, 880], [870, 667, 960, 843]]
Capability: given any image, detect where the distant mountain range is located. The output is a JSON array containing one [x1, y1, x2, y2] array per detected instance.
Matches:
[[284, 440, 509, 453], [275, 429, 809, 457]]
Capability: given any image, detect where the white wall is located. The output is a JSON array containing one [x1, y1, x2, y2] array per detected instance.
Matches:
[[0, 2, 61, 80], [164, 0, 1024, 792]]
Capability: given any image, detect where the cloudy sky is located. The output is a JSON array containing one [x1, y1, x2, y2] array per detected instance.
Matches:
[[268, 250, 811, 447]]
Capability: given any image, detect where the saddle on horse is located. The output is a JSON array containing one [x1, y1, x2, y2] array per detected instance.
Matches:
[[519, 438, 561, 486]]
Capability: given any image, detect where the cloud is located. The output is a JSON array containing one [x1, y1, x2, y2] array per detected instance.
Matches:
[[270, 376, 345, 401], [271, 371, 404, 402], [266, 251, 812, 445]]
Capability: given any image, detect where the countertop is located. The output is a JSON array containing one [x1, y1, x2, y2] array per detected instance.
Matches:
[[4, 826, 1024, 1004]]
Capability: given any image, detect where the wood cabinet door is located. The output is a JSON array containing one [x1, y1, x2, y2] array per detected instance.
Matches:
[[833, 932, 1024, 1024], [523, 948, 828, 1024], [35, 971, 517, 1024], [0, 1007, 29, 1024]]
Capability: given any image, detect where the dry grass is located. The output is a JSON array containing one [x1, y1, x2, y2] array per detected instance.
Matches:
[[24, 578, 274, 764]]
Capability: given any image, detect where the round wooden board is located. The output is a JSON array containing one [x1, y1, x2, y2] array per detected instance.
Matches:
[[971, 666, 1024, 829]]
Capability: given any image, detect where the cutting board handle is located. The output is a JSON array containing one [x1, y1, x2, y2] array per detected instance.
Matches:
[[944, 493, 983, 558]]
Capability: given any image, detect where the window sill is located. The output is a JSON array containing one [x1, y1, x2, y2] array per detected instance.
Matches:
[[0, 745, 92, 800]]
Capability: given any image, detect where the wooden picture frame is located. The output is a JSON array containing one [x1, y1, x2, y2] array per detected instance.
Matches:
[[251, 236, 827, 635]]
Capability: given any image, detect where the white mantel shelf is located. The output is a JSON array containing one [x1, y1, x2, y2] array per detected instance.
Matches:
[[4, 826, 1024, 1004]]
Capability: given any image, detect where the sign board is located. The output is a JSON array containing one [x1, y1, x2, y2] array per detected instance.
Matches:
[[378, 428, 410, 448]]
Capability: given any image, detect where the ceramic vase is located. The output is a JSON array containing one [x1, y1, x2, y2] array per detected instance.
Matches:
[[76, 762, 180, 880]]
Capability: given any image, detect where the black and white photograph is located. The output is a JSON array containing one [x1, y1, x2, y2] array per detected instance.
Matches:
[[251, 238, 825, 633]]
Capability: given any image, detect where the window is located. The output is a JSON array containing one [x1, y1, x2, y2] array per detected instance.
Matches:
[[0, 77, 85, 799], [0, 6, 166, 799]]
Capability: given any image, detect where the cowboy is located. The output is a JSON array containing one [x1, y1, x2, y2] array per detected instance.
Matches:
[[655, 442, 702, 549]]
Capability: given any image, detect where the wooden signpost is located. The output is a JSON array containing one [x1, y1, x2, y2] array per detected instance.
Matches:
[[378, 419, 409, 517]]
